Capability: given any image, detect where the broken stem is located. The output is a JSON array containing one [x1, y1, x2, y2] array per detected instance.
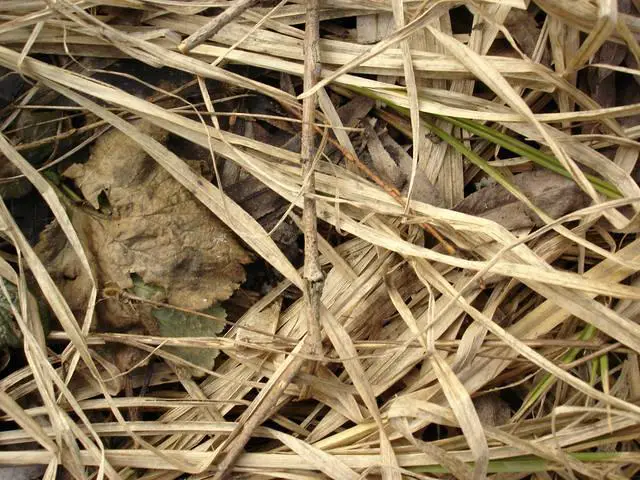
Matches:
[[210, 2, 323, 477], [178, 0, 258, 53], [299, 0, 324, 399], [210, 338, 311, 479], [277, 101, 456, 254]]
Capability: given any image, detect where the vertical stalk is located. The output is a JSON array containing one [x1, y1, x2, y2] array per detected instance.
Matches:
[[300, 0, 324, 395]]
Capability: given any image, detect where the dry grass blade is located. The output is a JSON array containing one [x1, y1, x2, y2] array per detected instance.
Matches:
[[424, 25, 600, 205], [390, 0, 420, 213], [321, 307, 400, 479], [298, 0, 452, 100], [565, 0, 618, 74], [429, 352, 488, 479], [178, 0, 258, 53], [0, 391, 57, 453], [1, 0, 640, 478], [0, 202, 122, 479], [411, 259, 640, 417], [209, 337, 312, 479]]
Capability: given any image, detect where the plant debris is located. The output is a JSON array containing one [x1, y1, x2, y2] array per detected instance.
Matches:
[[36, 121, 251, 337], [0, 281, 21, 350], [2, 0, 640, 478], [152, 304, 226, 376], [455, 170, 591, 230]]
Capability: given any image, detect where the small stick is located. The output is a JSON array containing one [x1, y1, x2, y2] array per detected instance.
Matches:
[[277, 101, 456, 255], [178, 0, 258, 54], [210, 2, 323, 477], [211, 338, 311, 479], [298, 0, 323, 400], [325, 129, 456, 254]]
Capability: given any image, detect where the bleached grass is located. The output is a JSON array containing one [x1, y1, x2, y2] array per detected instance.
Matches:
[[0, 0, 639, 478]]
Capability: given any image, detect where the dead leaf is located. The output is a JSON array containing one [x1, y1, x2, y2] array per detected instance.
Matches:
[[620, 73, 640, 135], [0, 110, 67, 199], [0, 160, 30, 200], [0, 350, 9, 372], [503, 10, 537, 56], [325, 95, 374, 160], [0, 67, 24, 109], [503, 9, 547, 61], [587, 42, 628, 110], [473, 393, 511, 427], [35, 219, 92, 318], [381, 133, 443, 206], [455, 170, 591, 230], [235, 298, 282, 360], [492, 8, 551, 66], [224, 176, 300, 263], [585, 0, 634, 117], [0, 465, 46, 480], [337, 96, 376, 127], [364, 121, 405, 188], [0, 280, 22, 350], [152, 304, 226, 376], [36, 121, 251, 333], [63, 121, 168, 210]]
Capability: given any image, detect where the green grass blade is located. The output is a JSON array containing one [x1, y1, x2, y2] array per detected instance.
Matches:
[[442, 116, 621, 199], [344, 85, 621, 199], [513, 324, 597, 422], [410, 452, 636, 474]]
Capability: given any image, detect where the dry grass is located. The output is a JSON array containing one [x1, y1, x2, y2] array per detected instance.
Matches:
[[1, 0, 640, 478]]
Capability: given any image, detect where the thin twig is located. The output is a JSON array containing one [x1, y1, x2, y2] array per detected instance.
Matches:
[[298, 0, 324, 400], [325, 126, 456, 254], [209, 2, 323, 477], [210, 338, 311, 479], [178, 0, 258, 53], [277, 99, 456, 254]]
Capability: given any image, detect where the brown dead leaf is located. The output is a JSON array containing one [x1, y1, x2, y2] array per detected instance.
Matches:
[[473, 393, 511, 427], [364, 121, 405, 188], [455, 170, 590, 230], [64, 121, 168, 209], [0, 67, 24, 109], [0, 110, 67, 199], [0, 161, 27, 199], [585, 0, 634, 117], [588, 42, 628, 110], [338, 96, 376, 128], [619, 70, 640, 134], [324, 95, 374, 162], [380, 133, 443, 206], [224, 176, 300, 264], [36, 121, 251, 332], [502, 9, 550, 65], [504, 10, 539, 58]]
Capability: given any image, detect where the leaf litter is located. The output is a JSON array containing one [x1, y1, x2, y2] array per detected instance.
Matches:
[[456, 169, 591, 230], [35, 120, 250, 371], [1, 0, 640, 479]]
